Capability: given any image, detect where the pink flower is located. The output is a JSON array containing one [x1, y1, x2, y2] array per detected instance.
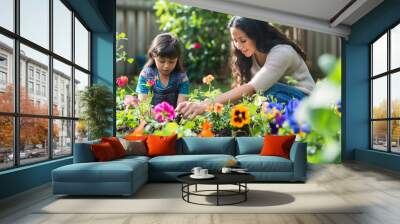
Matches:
[[124, 95, 139, 108], [116, 76, 129, 87], [193, 42, 201, 49], [154, 101, 176, 122], [146, 79, 156, 87]]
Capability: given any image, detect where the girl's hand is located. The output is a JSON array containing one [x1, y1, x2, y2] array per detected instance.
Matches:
[[176, 101, 208, 119]]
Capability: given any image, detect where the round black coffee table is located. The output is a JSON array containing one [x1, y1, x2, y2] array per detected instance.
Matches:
[[177, 173, 255, 206]]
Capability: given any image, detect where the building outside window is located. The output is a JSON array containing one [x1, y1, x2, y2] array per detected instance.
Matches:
[[28, 66, 34, 80], [0, 0, 91, 170], [371, 23, 400, 154], [28, 81, 34, 94], [41, 85, 46, 97], [0, 54, 7, 87]]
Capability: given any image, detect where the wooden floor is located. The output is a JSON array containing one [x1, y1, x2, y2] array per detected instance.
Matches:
[[1, 162, 400, 224]]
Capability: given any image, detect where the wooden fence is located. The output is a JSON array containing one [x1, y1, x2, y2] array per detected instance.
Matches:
[[116, 0, 341, 81]]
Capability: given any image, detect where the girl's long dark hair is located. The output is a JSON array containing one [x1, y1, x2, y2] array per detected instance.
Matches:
[[228, 16, 307, 87], [144, 33, 185, 73]]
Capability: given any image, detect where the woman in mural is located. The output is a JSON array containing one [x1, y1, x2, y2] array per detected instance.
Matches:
[[176, 16, 315, 118]]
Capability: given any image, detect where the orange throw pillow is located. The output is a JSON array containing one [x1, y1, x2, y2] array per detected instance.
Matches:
[[101, 137, 126, 158], [124, 135, 148, 142], [146, 135, 177, 157], [260, 135, 296, 159], [91, 142, 117, 161]]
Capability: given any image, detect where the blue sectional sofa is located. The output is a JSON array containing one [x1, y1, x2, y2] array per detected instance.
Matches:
[[52, 137, 307, 196]]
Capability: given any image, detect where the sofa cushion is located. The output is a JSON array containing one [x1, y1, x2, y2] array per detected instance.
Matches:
[[101, 137, 127, 158], [147, 135, 177, 157], [73, 140, 100, 163], [236, 155, 293, 172], [120, 139, 147, 156], [235, 137, 263, 155], [260, 135, 296, 159], [178, 137, 235, 155], [52, 159, 147, 183], [91, 142, 118, 161], [148, 154, 235, 172]]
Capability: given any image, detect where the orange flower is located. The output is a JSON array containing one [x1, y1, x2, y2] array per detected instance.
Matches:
[[214, 103, 223, 113], [202, 74, 215, 85], [206, 103, 223, 113], [198, 120, 214, 137], [206, 104, 213, 112], [130, 120, 146, 136], [230, 104, 250, 128]]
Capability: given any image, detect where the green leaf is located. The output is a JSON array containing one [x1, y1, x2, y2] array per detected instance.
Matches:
[[309, 108, 341, 137], [127, 58, 134, 64]]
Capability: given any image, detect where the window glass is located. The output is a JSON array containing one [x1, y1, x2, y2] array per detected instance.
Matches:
[[372, 121, 388, 151], [391, 120, 400, 153], [0, 35, 14, 113], [74, 18, 89, 70], [53, 59, 72, 117], [75, 120, 88, 143], [20, 0, 49, 49], [74, 69, 89, 118], [391, 72, 400, 118], [0, 0, 14, 31], [20, 44, 49, 115], [20, 117, 49, 165], [391, 24, 400, 70], [372, 33, 387, 76], [53, 0, 72, 60], [372, 77, 387, 119], [0, 116, 14, 170], [53, 119, 72, 158]]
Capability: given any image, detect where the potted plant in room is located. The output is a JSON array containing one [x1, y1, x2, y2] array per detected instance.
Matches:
[[79, 84, 114, 140]]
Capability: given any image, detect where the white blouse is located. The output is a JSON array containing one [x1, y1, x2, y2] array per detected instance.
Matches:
[[248, 44, 315, 95]]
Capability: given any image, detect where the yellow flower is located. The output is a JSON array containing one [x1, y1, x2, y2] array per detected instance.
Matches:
[[230, 104, 250, 128], [202, 74, 215, 85]]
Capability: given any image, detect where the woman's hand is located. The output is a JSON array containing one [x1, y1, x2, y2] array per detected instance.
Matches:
[[176, 101, 209, 119]]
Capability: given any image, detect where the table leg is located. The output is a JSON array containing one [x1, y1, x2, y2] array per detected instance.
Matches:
[[217, 184, 219, 206], [245, 183, 247, 201], [195, 184, 197, 192]]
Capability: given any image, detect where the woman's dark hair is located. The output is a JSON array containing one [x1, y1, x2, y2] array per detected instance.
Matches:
[[228, 16, 308, 86], [144, 33, 185, 73]]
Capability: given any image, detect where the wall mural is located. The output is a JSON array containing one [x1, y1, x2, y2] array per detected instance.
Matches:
[[115, 0, 342, 163]]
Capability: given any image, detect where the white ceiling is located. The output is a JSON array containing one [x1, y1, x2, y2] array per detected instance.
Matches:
[[170, 0, 384, 37]]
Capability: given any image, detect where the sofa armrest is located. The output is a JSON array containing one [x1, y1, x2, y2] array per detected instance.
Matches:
[[73, 140, 100, 163], [289, 142, 307, 181]]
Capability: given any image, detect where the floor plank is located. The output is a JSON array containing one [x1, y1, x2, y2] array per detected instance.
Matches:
[[1, 162, 400, 224]]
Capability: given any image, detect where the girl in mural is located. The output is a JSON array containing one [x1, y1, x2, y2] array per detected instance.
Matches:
[[136, 33, 189, 108], [176, 16, 315, 118]]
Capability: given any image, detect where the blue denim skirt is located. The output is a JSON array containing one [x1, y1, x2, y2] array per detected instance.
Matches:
[[263, 82, 307, 105]]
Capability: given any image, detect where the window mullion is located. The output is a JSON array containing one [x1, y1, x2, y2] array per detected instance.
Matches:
[[14, 0, 20, 166], [370, 45, 373, 149], [388, 30, 391, 152], [49, 0, 53, 160], [71, 10, 76, 154]]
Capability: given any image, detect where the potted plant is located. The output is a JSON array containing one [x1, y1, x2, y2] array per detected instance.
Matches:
[[79, 84, 114, 140]]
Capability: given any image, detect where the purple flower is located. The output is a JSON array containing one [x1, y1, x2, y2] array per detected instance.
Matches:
[[154, 101, 176, 122], [124, 95, 139, 108], [301, 123, 311, 134]]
